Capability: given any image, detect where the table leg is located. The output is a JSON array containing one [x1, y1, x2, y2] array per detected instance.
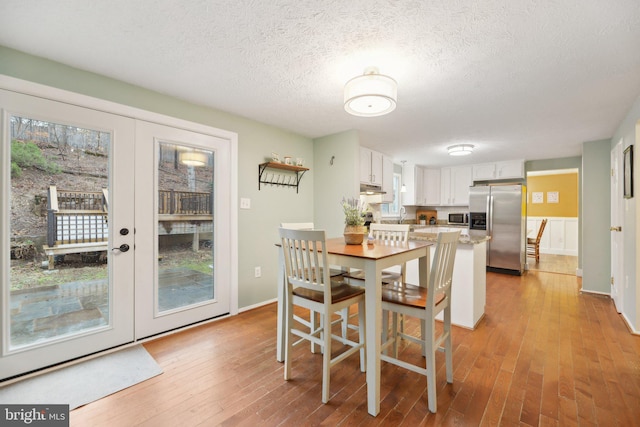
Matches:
[[276, 247, 285, 362], [364, 261, 382, 416]]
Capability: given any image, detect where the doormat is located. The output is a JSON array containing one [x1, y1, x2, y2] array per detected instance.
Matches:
[[0, 345, 163, 410]]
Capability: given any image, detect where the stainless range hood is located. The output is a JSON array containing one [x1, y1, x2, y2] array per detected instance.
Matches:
[[360, 183, 386, 194]]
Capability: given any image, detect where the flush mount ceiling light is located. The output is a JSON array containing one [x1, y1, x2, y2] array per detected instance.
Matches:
[[344, 66, 397, 117], [180, 151, 207, 167], [447, 144, 474, 156]]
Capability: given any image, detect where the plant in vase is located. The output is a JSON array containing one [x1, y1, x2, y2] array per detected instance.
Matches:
[[419, 214, 427, 225], [341, 197, 367, 244]]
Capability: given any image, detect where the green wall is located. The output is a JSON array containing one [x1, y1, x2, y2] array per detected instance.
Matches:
[[0, 45, 314, 310], [581, 140, 612, 294]]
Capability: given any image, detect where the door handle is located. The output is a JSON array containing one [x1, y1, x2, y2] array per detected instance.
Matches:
[[610, 226, 622, 232], [112, 243, 130, 252]]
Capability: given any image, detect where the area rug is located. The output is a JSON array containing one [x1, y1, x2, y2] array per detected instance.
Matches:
[[0, 345, 163, 409]]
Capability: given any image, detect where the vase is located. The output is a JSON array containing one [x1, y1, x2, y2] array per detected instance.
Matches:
[[344, 225, 367, 245]]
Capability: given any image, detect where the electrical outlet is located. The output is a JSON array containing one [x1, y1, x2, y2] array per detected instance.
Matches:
[[240, 198, 251, 209], [254, 266, 261, 278]]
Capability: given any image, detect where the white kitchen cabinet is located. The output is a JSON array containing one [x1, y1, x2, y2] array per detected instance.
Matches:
[[360, 147, 383, 186], [423, 168, 441, 205], [495, 160, 524, 180], [381, 155, 394, 203], [472, 160, 524, 181], [401, 163, 418, 205], [441, 166, 472, 205]]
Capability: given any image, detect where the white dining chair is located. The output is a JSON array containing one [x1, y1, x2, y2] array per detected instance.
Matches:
[[279, 222, 345, 352], [279, 227, 366, 403], [380, 229, 460, 413]]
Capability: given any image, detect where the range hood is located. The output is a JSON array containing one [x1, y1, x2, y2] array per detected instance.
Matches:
[[360, 183, 386, 194]]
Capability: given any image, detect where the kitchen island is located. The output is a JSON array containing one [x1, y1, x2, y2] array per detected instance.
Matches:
[[401, 229, 488, 329]]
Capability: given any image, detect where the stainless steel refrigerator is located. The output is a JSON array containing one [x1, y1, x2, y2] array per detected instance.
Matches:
[[468, 184, 526, 274]]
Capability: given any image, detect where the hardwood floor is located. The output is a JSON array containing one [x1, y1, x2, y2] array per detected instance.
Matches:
[[71, 271, 640, 426], [527, 253, 579, 276]]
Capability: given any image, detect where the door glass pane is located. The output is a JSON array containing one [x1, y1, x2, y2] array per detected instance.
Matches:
[[9, 115, 111, 349], [157, 142, 214, 313]]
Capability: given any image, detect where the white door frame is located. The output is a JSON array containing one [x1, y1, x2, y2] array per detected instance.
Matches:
[[610, 140, 624, 312]]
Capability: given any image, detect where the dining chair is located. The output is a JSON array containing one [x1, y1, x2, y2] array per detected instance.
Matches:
[[279, 222, 346, 352], [279, 227, 366, 403], [379, 229, 460, 413], [526, 218, 547, 263]]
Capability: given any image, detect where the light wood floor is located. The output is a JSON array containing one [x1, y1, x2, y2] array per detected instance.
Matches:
[[71, 271, 640, 426], [527, 253, 579, 276]]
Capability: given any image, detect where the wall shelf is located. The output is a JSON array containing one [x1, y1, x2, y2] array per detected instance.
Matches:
[[258, 162, 309, 193]]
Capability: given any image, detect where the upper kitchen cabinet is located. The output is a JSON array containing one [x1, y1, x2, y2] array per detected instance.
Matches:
[[441, 165, 472, 205], [423, 168, 441, 205], [472, 160, 524, 181], [360, 147, 383, 186]]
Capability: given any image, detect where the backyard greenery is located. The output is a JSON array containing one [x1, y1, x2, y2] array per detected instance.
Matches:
[[10, 140, 61, 177]]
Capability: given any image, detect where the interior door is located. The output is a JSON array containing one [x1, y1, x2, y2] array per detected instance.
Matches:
[[134, 121, 231, 339], [1, 90, 135, 380], [610, 141, 624, 312]]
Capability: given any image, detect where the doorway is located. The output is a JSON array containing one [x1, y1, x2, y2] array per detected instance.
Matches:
[[525, 169, 579, 275], [1, 82, 236, 380]]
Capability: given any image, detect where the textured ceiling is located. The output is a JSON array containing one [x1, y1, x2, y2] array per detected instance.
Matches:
[[1, 0, 640, 167]]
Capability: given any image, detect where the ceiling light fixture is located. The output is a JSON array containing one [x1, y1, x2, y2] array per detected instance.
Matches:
[[344, 66, 397, 117], [180, 151, 207, 167], [447, 144, 474, 156]]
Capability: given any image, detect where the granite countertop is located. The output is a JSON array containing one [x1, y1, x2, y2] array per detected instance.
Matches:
[[408, 231, 490, 245]]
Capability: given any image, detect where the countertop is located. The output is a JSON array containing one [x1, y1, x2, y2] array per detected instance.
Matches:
[[408, 231, 490, 245]]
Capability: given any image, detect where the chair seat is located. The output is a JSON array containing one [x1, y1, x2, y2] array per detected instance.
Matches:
[[381, 282, 446, 309], [293, 280, 365, 304]]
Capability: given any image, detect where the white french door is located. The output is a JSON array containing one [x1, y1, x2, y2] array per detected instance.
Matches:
[[610, 141, 624, 313], [1, 79, 235, 380], [134, 121, 231, 339], [1, 90, 135, 380]]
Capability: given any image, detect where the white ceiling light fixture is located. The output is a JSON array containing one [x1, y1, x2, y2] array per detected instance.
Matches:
[[344, 66, 397, 117], [447, 144, 474, 156], [180, 150, 207, 167]]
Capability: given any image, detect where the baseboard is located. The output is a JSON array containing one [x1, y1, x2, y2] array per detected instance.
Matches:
[[579, 288, 610, 297], [621, 312, 640, 335], [239, 298, 277, 313]]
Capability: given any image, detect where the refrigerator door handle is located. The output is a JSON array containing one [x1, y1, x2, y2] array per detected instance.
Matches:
[[488, 195, 494, 234]]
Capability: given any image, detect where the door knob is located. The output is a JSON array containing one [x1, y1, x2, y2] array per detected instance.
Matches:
[[112, 244, 130, 252], [610, 226, 622, 232]]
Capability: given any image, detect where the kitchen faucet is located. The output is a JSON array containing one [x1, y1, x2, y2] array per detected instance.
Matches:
[[399, 206, 406, 224]]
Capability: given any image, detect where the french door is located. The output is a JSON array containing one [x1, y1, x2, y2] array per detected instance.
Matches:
[[1, 90, 135, 380], [1, 83, 233, 380]]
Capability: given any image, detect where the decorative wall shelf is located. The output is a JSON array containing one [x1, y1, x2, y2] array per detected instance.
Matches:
[[258, 162, 309, 193]]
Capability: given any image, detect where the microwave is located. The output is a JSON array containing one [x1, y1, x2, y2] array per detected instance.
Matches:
[[448, 213, 468, 225]]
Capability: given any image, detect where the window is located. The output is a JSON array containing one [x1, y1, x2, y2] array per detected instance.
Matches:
[[381, 173, 401, 216]]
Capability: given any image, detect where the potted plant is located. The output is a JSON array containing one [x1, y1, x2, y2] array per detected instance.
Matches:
[[419, 213, 427, 225], [342, 197, 367, 244]]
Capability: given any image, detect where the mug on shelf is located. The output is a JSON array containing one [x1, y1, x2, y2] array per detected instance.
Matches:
[[296, 158, 304, 166], [284, 156, 292, 165], [271, 152, 280, 163]]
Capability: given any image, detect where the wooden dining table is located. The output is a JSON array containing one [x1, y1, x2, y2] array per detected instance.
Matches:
[[276, 236, 433, 416]]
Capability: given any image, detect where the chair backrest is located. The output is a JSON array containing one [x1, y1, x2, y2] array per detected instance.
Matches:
[[279, 227, 331, 296], [369, 223, 410, 243], [280, 222, 314, 230], [535, 219, 548, 244], [428, 230, 461, 309]]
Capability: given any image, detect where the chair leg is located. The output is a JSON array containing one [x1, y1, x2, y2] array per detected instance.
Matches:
[[284, 293, 294, 381], [425, 317, 437, 413], [311, 311, 320, 354], [444, 306, 453, 384], [357, 300, 366, 372], [321, 309, 332, 404], [391, 312, 399, 358], [340, 307, 349, 339]]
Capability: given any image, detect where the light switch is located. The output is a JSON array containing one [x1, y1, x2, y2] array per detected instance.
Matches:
[[240, 198, 251, 209]]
